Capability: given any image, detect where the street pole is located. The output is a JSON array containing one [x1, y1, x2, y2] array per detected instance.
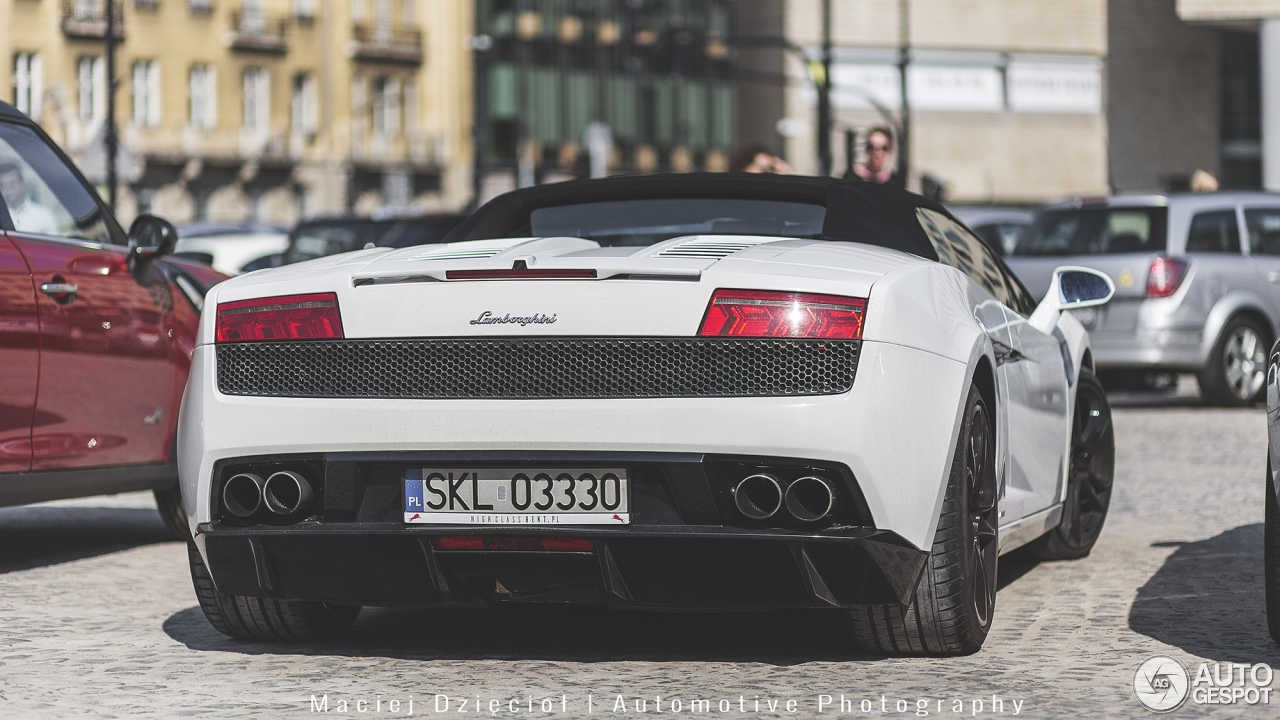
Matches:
[[897, 0, 910, 185], [470, 0, 487, 210], [105, 0, 118, 212], [817, 0, 832, 176]]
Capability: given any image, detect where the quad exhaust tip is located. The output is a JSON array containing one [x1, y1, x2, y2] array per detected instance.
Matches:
[[263, 470, 314, 516], [785, 476, 837, 523], [222, 472, 265, 518], [733, 473, 784, 520]]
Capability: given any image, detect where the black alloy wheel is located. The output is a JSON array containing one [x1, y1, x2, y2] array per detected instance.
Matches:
[[966, 402, 999, 629], [1028, 368, 1115, 560]]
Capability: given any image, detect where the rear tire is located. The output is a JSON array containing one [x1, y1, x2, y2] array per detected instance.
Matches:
[[1267, 458, 1280, 646], [187, 543, 361, 641], [153, 485, 189, 540], [1199, 316, 1269, 406], [849, 384, 998, 656], [1026, 368, 1115, 560]]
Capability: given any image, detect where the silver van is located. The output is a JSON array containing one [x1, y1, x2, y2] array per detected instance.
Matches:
[[1004, 192, 1280, 405]]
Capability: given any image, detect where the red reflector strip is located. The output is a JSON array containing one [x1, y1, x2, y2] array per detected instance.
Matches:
[[432, 536, 595, 551], [699, 289, 866, 339], [445, 269, 598, 280], [216, 292, 344, 342]]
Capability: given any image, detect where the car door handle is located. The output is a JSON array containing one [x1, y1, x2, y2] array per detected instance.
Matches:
[[1269, 270, 1280, 284], [40, 282, 78, 296]]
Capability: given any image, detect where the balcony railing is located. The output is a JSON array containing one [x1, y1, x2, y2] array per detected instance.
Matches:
[[352, 23, 423, 64], [62, 0, 125, 39], [229, 11, 288, 53]]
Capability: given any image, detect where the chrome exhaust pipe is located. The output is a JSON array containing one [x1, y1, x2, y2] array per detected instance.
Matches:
[[785, 476, 837, 523], [222, 472, 265, 518], [263, 470, 314, 516], [733, 474, 784, 520]]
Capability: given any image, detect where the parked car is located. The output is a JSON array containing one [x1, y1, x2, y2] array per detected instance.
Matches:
[[0, 100, 226, 536], [181, 174, 1115, 654], [1005, 192, 1280, 405], [173, 222, 289, 275], [949, 205, 1036, 256], [280, 213, 465, 265]]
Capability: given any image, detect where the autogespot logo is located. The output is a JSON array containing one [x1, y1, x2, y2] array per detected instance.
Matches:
[[1134, 656, 1190, 712]]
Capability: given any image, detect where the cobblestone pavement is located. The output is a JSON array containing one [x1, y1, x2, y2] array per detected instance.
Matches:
[[2, 383, 1278, 718]]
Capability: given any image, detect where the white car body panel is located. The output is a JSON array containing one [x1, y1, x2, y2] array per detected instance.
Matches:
[[180, 234, 1089, 555]]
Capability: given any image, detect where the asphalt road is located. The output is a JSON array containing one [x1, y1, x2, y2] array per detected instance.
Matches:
[[1, 379, 1277, 718]]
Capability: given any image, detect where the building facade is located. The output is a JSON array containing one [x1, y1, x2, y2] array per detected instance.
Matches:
[[736, 0, 1110, 203], [1162, 0, 1276, 192], [3, 0, 473, 227], [473, 0, 736, 197]]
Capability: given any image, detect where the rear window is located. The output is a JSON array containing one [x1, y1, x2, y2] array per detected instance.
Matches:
[[529, 198, 826, 247], [1014, 207, 1168, 257]]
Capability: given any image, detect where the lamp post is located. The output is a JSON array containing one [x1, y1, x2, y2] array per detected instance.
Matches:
[[896, 0, 910, 184], [817, 0, 832, 176], [105, 0, 118, 212], [469, 0, 490, 210]]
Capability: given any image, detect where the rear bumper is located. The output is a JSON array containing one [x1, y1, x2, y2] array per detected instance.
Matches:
[[193, 523, 928, 610], [179, 340, 970, 552], [192, 448, 930, 609], [1089, 330, 1206, 371], [1085, 298, 1209, 371]]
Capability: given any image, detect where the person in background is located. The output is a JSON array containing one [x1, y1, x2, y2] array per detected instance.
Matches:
[[1190, 169, 1219, 192], [0, 163, 57, 235], [728, 144, 793, 174], [846, 126, 903, 187]]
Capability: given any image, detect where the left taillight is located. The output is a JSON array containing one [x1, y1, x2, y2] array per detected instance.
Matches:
[[215, 292, 344, 342], [698, 289, 866, 340]]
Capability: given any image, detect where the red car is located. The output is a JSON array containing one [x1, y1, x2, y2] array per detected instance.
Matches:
[[0, 100, 225, 534]]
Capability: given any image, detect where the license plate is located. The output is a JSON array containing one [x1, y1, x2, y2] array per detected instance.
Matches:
[[403, 468, 630, 525]]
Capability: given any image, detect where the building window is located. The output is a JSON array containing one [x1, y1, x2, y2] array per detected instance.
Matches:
[[293, 0, 314, 20], [371, 0, 389, 38], [189, 63, 217, 130], [291, 72, 317, 135], [403, 76, 417, 135], [76, 55, 105, 122], [12, 53, 41, 119], [242, 66, 269, 131], [371, 76, 400, 138], [132, 60, 161, 127]]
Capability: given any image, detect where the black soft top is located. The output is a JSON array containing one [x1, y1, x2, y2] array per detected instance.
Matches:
[[444, 173, 947, 262], [0, 100, 30, 121]]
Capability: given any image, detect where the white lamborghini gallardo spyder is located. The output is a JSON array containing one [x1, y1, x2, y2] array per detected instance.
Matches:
[[178, 174, 1117, 655]]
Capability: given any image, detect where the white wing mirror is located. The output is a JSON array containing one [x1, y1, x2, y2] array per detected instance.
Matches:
[[1029, 266, 1115, 334]]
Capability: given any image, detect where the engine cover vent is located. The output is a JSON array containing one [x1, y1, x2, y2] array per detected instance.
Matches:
[[654, 237, 785, 259]]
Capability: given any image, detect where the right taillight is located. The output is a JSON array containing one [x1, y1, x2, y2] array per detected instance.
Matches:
[[698, 289, 866, 339], [1147, 257, 1188, 299]]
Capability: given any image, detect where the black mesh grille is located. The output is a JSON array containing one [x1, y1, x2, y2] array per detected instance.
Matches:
[[216, 338, 860, 399]]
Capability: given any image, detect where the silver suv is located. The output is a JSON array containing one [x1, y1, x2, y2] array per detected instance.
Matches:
[[1004, 192, 1280, 406]]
